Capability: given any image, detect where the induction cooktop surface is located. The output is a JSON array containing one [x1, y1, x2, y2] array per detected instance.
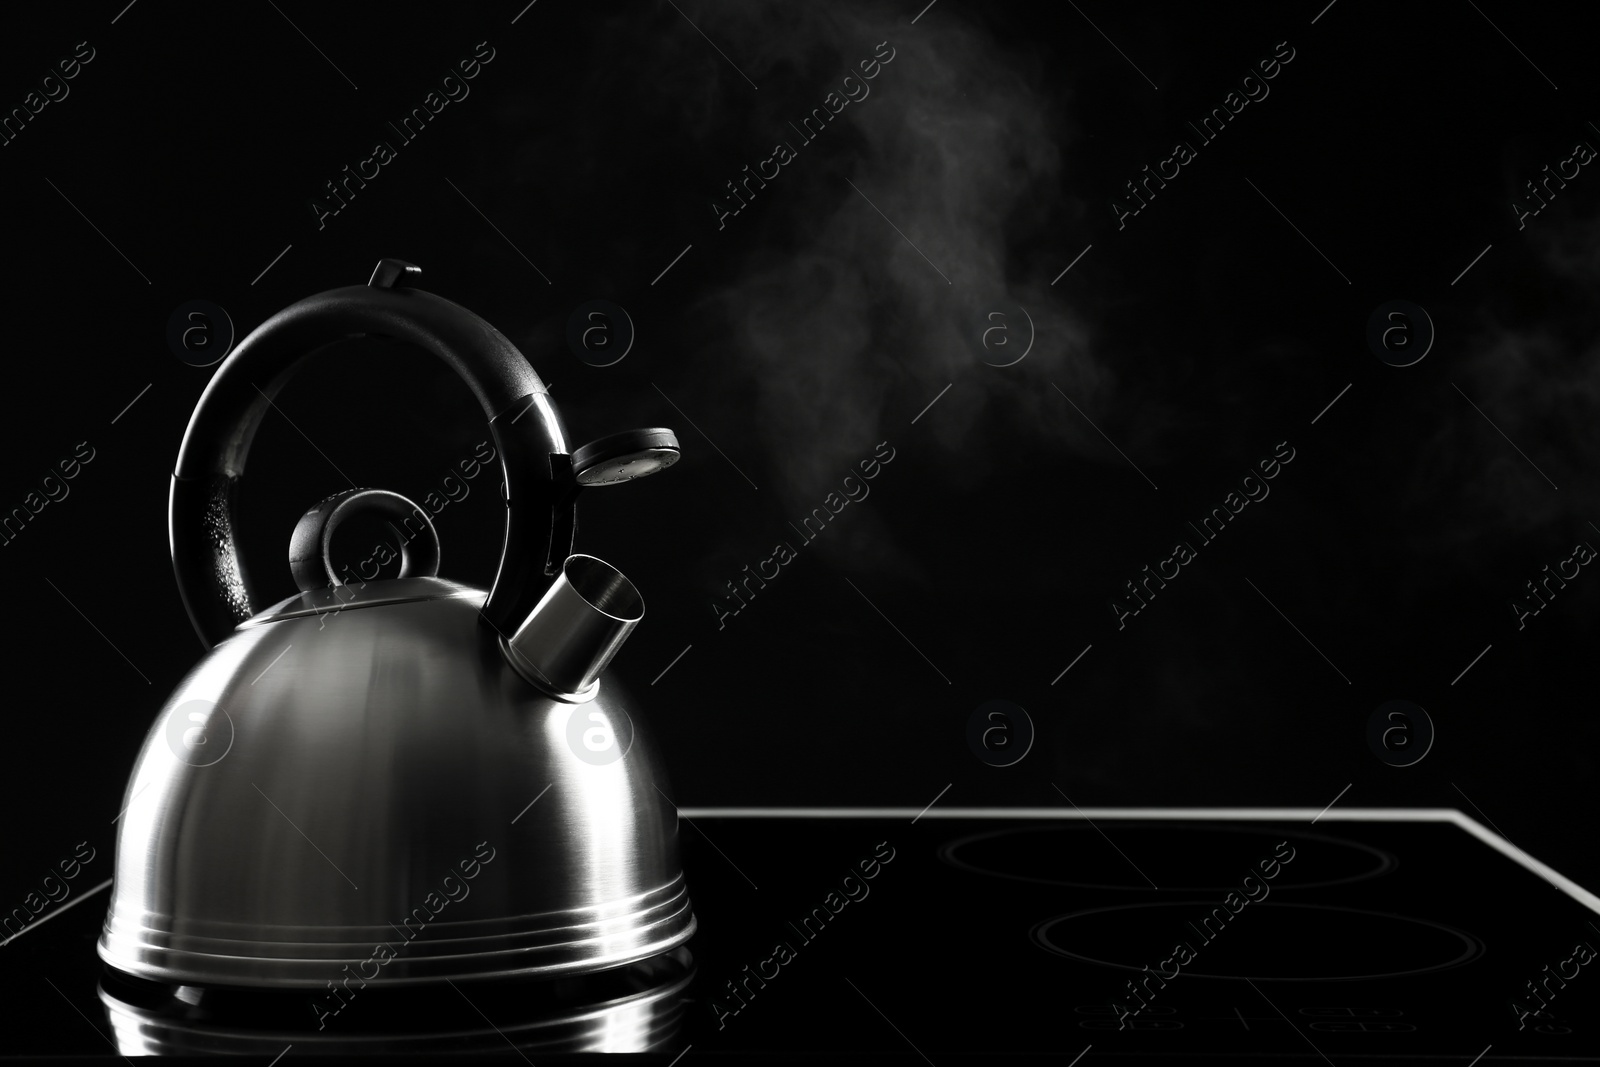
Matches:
[[6, 808, 1598, 1063]]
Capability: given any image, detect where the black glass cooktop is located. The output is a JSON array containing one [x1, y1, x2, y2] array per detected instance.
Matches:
[[6, 809, 1600, 1063]]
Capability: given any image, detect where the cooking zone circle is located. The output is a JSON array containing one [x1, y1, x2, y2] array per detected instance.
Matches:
[[939, 823, 1396, 891], [1032, 901, 1484, 982]]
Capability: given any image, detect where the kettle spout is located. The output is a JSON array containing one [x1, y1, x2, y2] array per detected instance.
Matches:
[[501, 554, 644, 698]]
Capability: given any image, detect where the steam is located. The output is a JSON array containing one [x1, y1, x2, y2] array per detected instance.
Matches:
[[573, 1, 1107, 563], [705, 2, 1099, 472], [1405, 213, 1600, 557]]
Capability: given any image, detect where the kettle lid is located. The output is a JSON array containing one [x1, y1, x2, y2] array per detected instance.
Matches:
[[241, 575, 483, 630], [236, 486, 481, 629]]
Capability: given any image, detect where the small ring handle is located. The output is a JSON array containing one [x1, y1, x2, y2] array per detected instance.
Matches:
[[288, 489, 441, 593]]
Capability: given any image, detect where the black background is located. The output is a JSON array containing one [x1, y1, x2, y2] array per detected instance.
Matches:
[[2, 0, 1597, 926]]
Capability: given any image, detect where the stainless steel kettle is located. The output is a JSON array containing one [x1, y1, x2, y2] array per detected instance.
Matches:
[[98, 258, 695, 988]]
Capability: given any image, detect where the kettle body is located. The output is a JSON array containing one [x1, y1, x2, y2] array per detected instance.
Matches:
[[99, 578, 691, 987], [98, 260, 693, 988]]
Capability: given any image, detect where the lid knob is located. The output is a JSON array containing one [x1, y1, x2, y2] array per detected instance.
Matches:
[[287, 488, 441, 593]]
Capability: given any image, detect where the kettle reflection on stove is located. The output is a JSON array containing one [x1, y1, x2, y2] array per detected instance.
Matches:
[[99, 949, 696, 1055]]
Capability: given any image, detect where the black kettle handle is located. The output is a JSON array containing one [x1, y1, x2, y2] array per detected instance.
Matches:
[[169, 258, 576, 649]]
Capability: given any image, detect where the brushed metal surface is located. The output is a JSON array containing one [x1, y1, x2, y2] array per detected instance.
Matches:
[[98, 585, 694, 988]]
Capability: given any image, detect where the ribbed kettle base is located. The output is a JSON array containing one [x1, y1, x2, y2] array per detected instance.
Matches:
[[97, 881, 695, 988]]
